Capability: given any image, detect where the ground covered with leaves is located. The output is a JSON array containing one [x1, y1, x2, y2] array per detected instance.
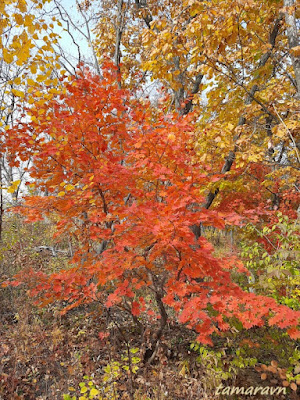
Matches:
[[1, 219, 299, 400], [1, 295, 299, 400]]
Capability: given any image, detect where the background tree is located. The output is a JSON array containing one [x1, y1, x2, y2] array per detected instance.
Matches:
[[92, 0, 299, 218]]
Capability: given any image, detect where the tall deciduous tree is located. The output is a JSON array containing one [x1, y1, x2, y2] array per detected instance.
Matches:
[[92, 0, 299, 217], [5, 66, 300, 352], [0, 0, 63, 237]]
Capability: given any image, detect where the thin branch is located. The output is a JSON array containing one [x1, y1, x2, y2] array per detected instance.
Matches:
[[273, 105, 300, 164]]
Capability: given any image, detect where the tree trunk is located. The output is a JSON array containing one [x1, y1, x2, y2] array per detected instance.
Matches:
[[284, 0, 300, 97]]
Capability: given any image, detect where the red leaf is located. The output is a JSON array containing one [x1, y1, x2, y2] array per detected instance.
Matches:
[[131, 301, 140, 316]]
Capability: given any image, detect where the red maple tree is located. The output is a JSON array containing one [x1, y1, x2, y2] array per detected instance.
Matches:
[[5, 65, 300, 350]]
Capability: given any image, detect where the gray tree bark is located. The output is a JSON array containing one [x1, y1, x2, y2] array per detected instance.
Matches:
[[284, 0, 300, 97]]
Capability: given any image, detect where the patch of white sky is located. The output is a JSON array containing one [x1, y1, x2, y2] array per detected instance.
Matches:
[[45, 0, 163, 100], [6, 0, 98, 199], [43, 0, 97, 73], [40, 0, 211, 105]]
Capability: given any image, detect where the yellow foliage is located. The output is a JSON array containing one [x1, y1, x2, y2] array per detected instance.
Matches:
[[11, 89, 25, 98], [3, 49, 14, 64], [7, 180, 21, 194]]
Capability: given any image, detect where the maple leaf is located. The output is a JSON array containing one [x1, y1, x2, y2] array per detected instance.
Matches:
[[4, 61, 300, 349], [131, 301, 141, 317]]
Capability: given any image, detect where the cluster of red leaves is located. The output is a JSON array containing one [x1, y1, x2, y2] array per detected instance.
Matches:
[[4, 65, 300, 344]]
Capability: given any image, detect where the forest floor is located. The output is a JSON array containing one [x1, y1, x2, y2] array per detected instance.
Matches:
[[0, 224, 299, 400], [1, 285, 297, 399]]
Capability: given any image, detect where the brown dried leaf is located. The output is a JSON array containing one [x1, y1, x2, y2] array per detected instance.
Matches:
[[270, 360, 278, 368], [268, 366, 277, 373], [261, 373, 267, 380]]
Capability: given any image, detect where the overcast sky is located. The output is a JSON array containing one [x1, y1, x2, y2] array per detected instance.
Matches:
[[49, 0, 96, 71]]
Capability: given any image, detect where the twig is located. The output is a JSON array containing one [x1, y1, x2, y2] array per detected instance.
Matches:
[[273, 105, 300, 164]]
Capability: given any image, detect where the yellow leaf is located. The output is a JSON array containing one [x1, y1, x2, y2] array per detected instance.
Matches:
[[14, 77, 22, 85], [3, 49, 14, 64], [27, 78, 35, 86], [24, 14, 33, 27], [17, 0, 27, 13], [90, 388, 99, 397], [36, 75, 46, 82], [16, 41, 31, 65], [57, 191, 65, 197], [30, 63, 37, 74], [65, 184, 75, 191], [80, 386, 88, 394], [168, 133, 176, 141], [14, 14, 23, 25], [11, 89, 25, 98], [7, 180, 21, 194]]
